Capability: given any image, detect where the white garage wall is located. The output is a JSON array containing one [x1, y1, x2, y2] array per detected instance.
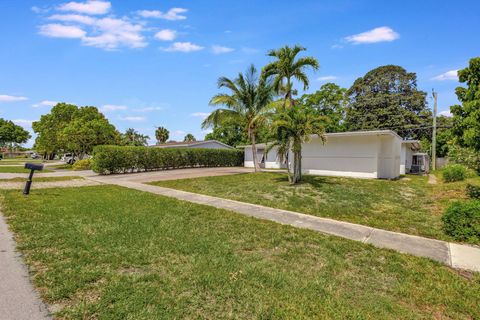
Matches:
[[302, 135, 379, 178]]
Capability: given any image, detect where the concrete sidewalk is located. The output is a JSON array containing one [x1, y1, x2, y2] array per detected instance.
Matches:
[[0, 214, 51, 319], [88, 178, 480, 272]]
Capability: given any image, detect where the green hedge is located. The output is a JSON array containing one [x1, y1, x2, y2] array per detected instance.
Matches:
[[442, 200, 480, 243], [466, 184, 480, 199], [92, 145, 243, 175], [72, 158, 92, 171], [442, 164, 467, 182]]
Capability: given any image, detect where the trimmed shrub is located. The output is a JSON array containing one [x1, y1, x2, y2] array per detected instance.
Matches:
[[448, 145, 480, 174], [442, 164, 467, 182], [442, 200, 480, 242], [72, 159, 92, 171], [466, 184, 480, 199], [92, 145, 243, 175]]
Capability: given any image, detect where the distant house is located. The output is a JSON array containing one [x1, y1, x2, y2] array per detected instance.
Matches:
[[151, 140, 234, 150], [244, 130, 410, 179]]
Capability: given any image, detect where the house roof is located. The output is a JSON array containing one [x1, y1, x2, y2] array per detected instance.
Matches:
[[402, 139, 421, 150], [150, 140, 234, 149], [241, 130, 403, 149]]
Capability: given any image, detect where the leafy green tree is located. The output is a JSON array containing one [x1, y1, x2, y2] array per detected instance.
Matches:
[[0, 118, 31, 148], [345, 65, 429, 138], [60, 106, 119, 158], [204, 120, 249, 147], [299, 83, 347, 132], [263, 45, 319, 107], [451, 57, 480, 151], [203, 64, 275, 172], [33, 103, 119, 159], [155, 126, 169, 144], [121, 128, 149, 146], [269, 105, 326, 184], [32, 103, 78, 159], [183, 133, 196, 142]]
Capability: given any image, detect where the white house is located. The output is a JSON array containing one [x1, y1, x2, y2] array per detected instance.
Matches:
[[152, 140, 234, 150], [244, 130, 405, 179]]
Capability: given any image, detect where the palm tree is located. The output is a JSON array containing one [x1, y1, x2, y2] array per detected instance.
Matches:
[[263, 45, 319, 107], [268, 105, 326, 184], [183, 133, 196, 142], [202, 64, 275, 172], [155, 126, 169, 144], [122, 128, 149, 146]]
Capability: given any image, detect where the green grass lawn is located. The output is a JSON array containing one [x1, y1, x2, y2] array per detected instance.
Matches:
[[48, 163, 73, 170], [150, 172, 480, 243], [0, 159, 47, 165], [0, 176, 82, 182], [0, 166, 52, 173], [1, 185, 479, 319]]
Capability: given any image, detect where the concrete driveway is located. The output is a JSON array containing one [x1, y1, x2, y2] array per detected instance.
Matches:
[[0, 167, 253, 184], [91, 167, 253, 183]]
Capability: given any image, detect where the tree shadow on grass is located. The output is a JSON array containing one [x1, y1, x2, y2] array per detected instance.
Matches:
[[273, 174, 339, 189]]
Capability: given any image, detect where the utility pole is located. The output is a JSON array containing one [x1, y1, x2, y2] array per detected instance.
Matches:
[[432, 89, 437, 171]]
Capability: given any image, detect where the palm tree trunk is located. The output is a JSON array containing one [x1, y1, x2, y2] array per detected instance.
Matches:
[[251, 132, 260, 172]]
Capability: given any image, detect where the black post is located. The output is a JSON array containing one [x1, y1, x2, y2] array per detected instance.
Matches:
[[23, 169, 35, 195], [23, 163, 44, 195]]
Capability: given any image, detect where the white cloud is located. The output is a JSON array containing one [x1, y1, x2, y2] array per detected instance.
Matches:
[[317, 76, 337, 81], [58, 0, 111, 15], [0, 95, 28, 102], [12, 119, 36, 127], [134, 107, 163, 112], [212, 45, 234, 54], [154, 29, 176, 41], [137, 8, 187, 20], [439, 110, 453, 117], [345, 26, 399, 44], [39, 24, 86, 38], [119, 116, 145, 121], [81, 17, 147, 49], [32, 100, 58, 108], [162, 42, 204, 52], [190, 112, 209, 119], [48, 14, 96, 25], [101, 104, 128, 112], [431, 70, 458, 81]]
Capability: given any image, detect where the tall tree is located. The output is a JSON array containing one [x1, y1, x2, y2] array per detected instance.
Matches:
[[299, 82, 347, 132], [451, 57, 480, 151], [32, 103, 78, 159], [269, 105, 326, 184], [262, 45, 319, 107], [155, 126, 169, 144], [183, 133, 196, 142], [122, 128, 149, 146], [345, 65, 429, 138], [202, 64, 275, 172], [33, 103, 119, 159], [59, 106, 119, 158], [0, 118, 31, 148]]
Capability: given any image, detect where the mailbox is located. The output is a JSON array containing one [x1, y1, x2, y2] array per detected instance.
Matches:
[[25, 163, 44, 171], [23, 162, 44, 195]]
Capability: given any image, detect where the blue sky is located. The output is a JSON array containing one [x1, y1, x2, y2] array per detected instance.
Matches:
[[1, 0, 479, 146]]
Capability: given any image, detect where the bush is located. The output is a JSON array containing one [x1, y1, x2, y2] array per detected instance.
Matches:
[[442, 200, 480, 242], [72, 159, 92, 171], [442, 164, 467, 182], [448, 145, 480, 174], [92, 146, 243, 175], [466, 184, 480, 199]]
